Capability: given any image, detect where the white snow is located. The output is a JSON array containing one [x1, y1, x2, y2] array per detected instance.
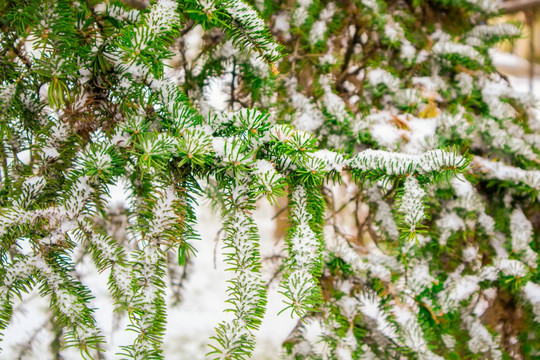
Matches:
[[1, 198, 298, 359]]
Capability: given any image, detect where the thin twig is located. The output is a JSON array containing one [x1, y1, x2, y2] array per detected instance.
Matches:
[[325, 191, 362, 221], [271, 205, 288, 220], [213, 227, 223, 269]]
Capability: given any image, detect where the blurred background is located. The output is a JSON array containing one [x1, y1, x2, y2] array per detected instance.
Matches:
[[494, 0, 540, 93]]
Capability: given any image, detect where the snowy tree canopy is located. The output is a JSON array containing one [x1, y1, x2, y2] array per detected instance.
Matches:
[[0, 0, 539, 359]]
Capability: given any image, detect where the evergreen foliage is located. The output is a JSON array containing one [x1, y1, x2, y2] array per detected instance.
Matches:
[[0, 0, 539, 359]]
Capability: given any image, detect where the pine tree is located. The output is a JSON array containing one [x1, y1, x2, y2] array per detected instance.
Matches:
[[0, 0, 539, 359]]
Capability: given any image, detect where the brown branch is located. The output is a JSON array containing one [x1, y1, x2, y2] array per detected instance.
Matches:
[[230, 58, 237, 110], [526, 9, 536, 94], [336, 22, 361, 91], [11, 42, 32, 70], [355, 194, 364, 245], [503, 0, 540, 13], [271, 205, 288, 220]]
